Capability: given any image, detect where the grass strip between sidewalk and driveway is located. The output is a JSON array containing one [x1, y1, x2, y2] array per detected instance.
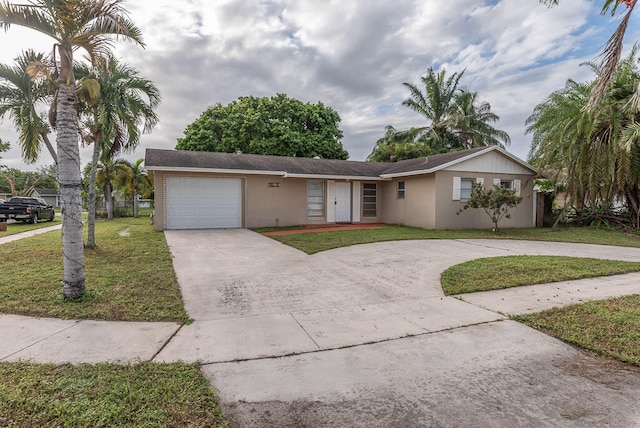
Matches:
[[0, 217, 188, 322], [0, 216, 61, 237], [515, 295, 640, 366], [441, 255, 640, 295], [256, 224, 640, 254], [0, 362, 228, 427]]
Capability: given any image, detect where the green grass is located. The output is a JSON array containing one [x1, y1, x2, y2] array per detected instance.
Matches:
[[0, 217, 188, 322], [260, 224, 640, 254], [0, 362, 228, 427], [0, 216, 61, 237], [516, 295, 640, 366], [441, 256, 640, 295]]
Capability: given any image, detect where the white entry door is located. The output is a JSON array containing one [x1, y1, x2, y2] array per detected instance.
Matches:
[[335, 182, 351, 223]]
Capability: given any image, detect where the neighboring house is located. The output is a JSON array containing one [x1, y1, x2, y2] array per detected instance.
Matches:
[[0, 192, 11, 201], [145, 146, 538, 231], [29, 188, 60, 207]]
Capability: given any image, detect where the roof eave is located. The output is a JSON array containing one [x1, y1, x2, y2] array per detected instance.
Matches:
[[146, 166, 389, 180], [283, 173, 389, 181]]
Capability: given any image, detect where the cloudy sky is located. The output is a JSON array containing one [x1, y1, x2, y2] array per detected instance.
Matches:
[[0, 0, 638, 171]]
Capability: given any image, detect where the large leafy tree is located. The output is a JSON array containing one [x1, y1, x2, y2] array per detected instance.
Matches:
[[0, 164, 58, 195], [177, 93, 349, 159], [540, 0, 637, 109], [369, 68, 509, 162], [0, 0, 144, 298], [0, 50, 57, 164], [527, 48, 640, 227], [78, 58, 159, 248]]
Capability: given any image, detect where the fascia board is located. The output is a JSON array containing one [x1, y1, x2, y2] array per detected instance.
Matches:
[[283, 173, 389, 181]]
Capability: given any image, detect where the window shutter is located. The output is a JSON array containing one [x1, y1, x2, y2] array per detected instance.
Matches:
[[493, 178, 501, 187], [476, 177, 484, 186], [452, 176, 461, 200], [514, 179, 521, 196]]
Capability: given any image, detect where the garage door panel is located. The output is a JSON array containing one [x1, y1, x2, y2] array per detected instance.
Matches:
[[166, 177, 242, 229]]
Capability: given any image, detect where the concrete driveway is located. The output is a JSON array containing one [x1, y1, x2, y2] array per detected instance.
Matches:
[[161, 229, 640, 427]]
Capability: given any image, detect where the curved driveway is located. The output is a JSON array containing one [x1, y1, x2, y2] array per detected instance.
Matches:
[[4, 227, 640, 426], [157, 229, 640, 363], [160, 229, 640, 427]]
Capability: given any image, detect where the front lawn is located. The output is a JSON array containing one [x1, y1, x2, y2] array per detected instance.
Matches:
[[0, 216, 61, 237], [441, 255, 640, 295], [0, 217, 188, 322], [259, 224, 640, 254], [0, 362, 228, 427], [516, 295, 640, 366]]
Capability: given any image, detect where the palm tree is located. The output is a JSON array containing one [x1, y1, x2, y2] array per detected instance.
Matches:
[[526, 49, 640, 226], [450, 90, 511, 149], [0, 0, 144, 298], [370, 68, 509, 162], [401, 67, 464, 151], [540, 0, 637, 109], [0, 50, 57, 164], [78, 58, 159, 248], [118, 158, 149, 218], [95, 157, 130, 220]]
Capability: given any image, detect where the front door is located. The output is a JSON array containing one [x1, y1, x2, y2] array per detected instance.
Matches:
[[335, 182, 351, 223]]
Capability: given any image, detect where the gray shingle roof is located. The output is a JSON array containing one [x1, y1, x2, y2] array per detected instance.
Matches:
[[145, 149, 387, 177], [32, 188, 59, 195], [379, 147, 489, 176], [145, 146, 533, 178]]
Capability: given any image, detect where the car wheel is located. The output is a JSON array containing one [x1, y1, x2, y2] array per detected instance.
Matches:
[[48, 212, 55, 221], [31, 213, 38, 224]]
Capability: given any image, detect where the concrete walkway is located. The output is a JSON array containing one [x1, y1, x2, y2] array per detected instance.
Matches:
[[0, 223, 62, 245], [3, 228, 640, 426]]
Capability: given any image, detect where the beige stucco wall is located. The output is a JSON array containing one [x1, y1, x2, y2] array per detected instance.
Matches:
[[152, 170, 322, 230], [434, 170, 535, 229], [378, 171, 535, 230], [245, 175, 309, 227], [151, 162, 535, 231], [381, 176, 437, 229]]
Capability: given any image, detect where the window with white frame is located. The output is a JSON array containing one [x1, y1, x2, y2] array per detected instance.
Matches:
[[460, 178, 474, 200], [397, 181, 405, 199], [493, 178, 521, 196], [307, 181, 324, 217], [362, 183, 377, 217]]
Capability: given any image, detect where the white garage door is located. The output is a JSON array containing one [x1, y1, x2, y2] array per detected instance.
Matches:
[[166, 177, 242, 229]]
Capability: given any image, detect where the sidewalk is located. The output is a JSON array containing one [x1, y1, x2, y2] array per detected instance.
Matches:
[[0, 223, 62, 245], [2, 271, 640, 364], [2, 236, 640, 365]]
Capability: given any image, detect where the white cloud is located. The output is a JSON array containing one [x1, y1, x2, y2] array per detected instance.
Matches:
[[0, 0, 636, 170]]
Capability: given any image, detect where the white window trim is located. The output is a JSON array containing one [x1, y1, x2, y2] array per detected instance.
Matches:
[[452, 177, 461, 200], [307, 180, 325, 217], [397, 181, 405, 200]]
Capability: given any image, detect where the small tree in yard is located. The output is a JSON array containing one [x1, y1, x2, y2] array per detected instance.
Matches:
[[458, 183, 523, 231]]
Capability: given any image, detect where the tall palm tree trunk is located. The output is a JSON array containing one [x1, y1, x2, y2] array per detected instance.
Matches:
[[86, 133, 101, 248], [57, 83, 85, 298], [105, 180, 114, 220], [133, 178, 139, 218]]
